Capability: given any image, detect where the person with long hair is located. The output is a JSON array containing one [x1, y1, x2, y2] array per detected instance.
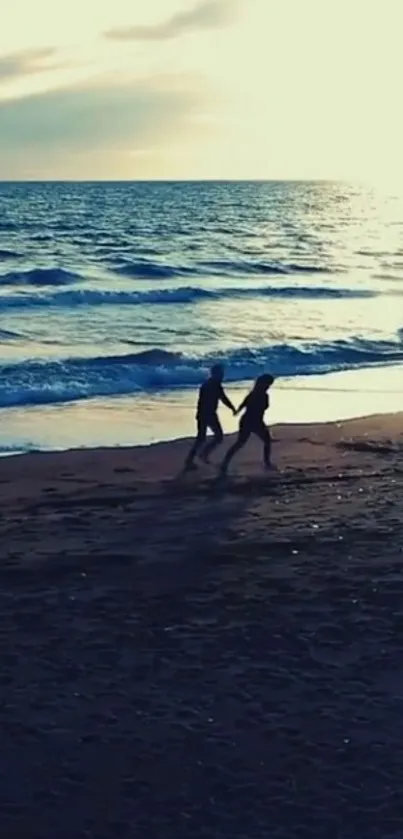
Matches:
[[219, 374, 275, 475]]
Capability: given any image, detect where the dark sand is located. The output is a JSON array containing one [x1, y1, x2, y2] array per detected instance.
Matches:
[[1, 414, 403, 838]]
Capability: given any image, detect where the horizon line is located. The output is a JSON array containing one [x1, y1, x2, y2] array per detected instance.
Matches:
[[0, 177, 352, 185]]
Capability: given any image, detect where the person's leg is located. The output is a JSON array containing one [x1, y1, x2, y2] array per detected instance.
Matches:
[[184, 418, 207, 469], [220, 424, 251, 474], [200, 414, 224, 463], [254, 424, 272, 468]]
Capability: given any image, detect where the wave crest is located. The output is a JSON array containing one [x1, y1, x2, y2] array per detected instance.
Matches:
[[110, 258, 335, 279], [0, 335, 402, 409], [115, 261, 193, 279], [0, 328, 25, 341], [0, 284, 375, 310], [0, 249, 20, 260], [0, 267, 82, 287]]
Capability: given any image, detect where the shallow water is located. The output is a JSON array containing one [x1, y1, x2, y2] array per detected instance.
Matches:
[[0, 366, 401, 455], [0, 180, 402, 449]]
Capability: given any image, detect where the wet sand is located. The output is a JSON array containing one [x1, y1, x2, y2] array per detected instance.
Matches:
[[3, 362, 403, 454], [1, 413, 403, 838]]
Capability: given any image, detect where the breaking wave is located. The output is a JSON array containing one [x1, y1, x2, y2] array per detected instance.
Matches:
[[0, 335, 402, 408]]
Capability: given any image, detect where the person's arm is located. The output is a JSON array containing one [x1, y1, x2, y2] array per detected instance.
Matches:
[[235, 395, 249, 415], [219, 385, 236, 414]]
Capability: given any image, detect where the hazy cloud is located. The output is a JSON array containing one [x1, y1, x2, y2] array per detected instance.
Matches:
[[0, 75, 203, 178], [106, 0, 237, 42], [0, 48, 58, 82]]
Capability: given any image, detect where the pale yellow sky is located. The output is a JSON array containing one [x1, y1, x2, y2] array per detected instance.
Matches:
[[0, 0, 402, 180]]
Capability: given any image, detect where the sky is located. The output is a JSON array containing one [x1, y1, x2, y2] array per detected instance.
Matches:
[[0, 0, 402, 180]]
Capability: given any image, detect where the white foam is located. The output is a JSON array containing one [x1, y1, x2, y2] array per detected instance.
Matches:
[[0, 365, 401, 454]]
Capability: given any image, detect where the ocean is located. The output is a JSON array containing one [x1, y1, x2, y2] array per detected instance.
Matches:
[[0, 179, 402, 453]]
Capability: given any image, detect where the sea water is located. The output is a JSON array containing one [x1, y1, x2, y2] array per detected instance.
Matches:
[[0, 180, 402, 452]]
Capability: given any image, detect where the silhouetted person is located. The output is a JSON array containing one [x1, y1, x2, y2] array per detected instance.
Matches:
[[184, 364, 236, 470], [220, 374, 275, 475]]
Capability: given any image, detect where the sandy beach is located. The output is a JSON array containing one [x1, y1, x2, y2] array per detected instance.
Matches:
[[1, 413, 403, 838]]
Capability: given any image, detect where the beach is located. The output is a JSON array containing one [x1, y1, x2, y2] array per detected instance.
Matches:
[[2, 363, 403, 455], [1, 180, 403, 457], [2, 412, 403, 837], [2, 1, 403, 833]]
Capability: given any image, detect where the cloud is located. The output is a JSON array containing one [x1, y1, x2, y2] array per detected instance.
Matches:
[[0, 48, 58, 82], [105, 0, 237, 42], [0, 75, 203, 178]]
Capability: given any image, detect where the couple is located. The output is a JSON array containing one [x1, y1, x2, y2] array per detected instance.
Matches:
[[184, 364, 275, 476]]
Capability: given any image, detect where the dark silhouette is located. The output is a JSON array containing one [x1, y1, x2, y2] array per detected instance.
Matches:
[[220, 374, 275, 475], [184, 364, 236, 470]]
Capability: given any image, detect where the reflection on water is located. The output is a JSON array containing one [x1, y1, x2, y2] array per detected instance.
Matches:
[[0, 180, 403, 439], [0, 365, 401, 454]]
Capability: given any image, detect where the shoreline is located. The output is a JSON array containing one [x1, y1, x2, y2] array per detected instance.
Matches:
[[0, 363, 402, 455], [0, 411, 401, 500], [1, 408, 402, 464], [2, 411, 403, 835]]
